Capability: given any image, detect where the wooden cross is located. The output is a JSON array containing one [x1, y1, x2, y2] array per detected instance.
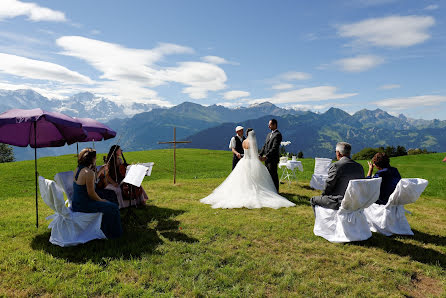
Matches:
[[158, 127, 191, 184]]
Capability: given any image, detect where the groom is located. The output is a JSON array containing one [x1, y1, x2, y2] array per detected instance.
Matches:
[[259, 119, 282, 192]]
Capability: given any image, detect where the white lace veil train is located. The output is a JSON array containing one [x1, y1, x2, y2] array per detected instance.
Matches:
[[246, 129, 258, 159]]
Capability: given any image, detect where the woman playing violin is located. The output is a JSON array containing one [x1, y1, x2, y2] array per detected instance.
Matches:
[[99, 145, 148, 209]]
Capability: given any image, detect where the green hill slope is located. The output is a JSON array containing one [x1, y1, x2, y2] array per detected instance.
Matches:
[[0, 150, 444, 296]]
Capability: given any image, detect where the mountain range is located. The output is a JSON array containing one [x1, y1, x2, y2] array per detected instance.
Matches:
[[103, 101, 446, 159], [1, 89, 445, 161], [0, 89, 160, 122], [184, 108, 446, 158]]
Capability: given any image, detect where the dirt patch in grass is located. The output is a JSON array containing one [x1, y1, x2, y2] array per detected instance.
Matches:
[[399, 272, 443, 297]]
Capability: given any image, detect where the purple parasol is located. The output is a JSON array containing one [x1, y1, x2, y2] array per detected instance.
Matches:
[[0, 108, 87, 228], [75, 117, 116, 142], [0, 108, 86, 147]]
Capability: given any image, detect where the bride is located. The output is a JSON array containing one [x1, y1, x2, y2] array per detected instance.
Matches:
[[200, 129, 295, 209]]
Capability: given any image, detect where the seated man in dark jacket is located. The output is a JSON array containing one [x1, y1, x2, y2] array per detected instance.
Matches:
[[311, 142, 365, 210], [366, 152, 401, 205]]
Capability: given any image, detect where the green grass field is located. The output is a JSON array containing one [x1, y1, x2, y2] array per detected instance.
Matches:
[[0, 149, 445, 296]]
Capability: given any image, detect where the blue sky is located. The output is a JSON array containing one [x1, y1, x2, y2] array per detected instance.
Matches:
[[0, 0, 445, 119]]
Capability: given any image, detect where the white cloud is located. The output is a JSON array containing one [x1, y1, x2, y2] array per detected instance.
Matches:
[[0, 81, 70, 99], [250, 86, 358, 105], [0, 31, 44, 45], [57, 36, 227, 100], [424, 4, 439, 11], [159, 61, 227, 99], [374, 95, 446, 110], [201, 55, 239, 65], [216, 101, 243, 108], [223, 90, 250, 100], [0, 53, 93, 84], [202, 56, 226, 64], [336, 55, 384, 72], [0, 31, 53, 59], [272, 83, 294, 90], [379, 84, 401, 90], [57, 36, 194, 84], [289, 103, 332, 111], [0, 79, 173, 107], [84, 80, 171, 106], [288, 102, 352, 112], [338, 15, 435, 48], [280, 71, 311, 81], [0, 0, 66, 22]]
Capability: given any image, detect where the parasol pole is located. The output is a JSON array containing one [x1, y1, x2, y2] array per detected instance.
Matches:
[[34, 122, 38, 228]]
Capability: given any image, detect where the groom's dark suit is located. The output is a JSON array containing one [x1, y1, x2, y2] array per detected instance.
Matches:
[[259, 130, 282, 192]]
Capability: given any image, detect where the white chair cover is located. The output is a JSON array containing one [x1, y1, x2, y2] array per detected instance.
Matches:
[[314, 178, 382, 243], [39, 176, 106, 247], [310, 158, 332, 190], [54, 171, 74, 207], [364, 178, 428, 236]]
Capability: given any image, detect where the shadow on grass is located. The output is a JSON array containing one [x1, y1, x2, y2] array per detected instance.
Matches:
[[279, 192, 311, 206], [351, 231, 446, 268], [300, 185, 318, 191], [30, 205, 198, 264], [411, 229, 446, 247]]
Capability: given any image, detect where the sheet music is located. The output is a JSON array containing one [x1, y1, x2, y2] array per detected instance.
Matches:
[[140, 162, 154, 176], [122, 164, 148, 187]]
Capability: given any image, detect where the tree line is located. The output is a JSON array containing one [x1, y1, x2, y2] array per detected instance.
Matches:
[[352, 145, 435, 160]]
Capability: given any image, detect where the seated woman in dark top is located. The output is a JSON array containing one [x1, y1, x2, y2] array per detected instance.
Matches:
[[72, 148, 122, 239], [367, 152, 401, 205]]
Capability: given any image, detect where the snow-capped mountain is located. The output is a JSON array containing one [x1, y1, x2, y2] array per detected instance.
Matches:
[[0, 89, 161, 122]]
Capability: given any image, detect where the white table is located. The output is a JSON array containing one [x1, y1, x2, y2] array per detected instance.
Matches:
[[279, 160, 303, 184]]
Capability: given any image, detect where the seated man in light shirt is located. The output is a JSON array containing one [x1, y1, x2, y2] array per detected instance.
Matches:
[[229, 126, 245, 170]]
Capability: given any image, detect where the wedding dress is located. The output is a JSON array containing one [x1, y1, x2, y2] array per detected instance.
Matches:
[[200, 130, 295, 209]]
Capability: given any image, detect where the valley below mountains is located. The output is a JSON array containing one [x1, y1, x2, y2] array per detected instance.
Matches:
[[1, 89, 445, 161]]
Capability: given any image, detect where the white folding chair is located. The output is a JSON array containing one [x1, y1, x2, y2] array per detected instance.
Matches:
[[364, 178, 428, 236], [313, 178, 382, 243], [39, 176, 106, 247], [54, 171, 75, 207], [310, 158, 332, 190]]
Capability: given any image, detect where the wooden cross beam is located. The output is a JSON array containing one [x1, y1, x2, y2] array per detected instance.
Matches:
[[158, 127, 191, 184]]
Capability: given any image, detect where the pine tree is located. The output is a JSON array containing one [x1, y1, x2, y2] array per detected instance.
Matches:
[[0, 143, 15, 163]]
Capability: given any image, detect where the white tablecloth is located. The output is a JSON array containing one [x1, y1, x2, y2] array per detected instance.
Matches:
[[279, 160, 303, 172]]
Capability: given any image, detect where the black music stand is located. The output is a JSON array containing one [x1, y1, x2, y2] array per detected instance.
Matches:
[[122, 186, 141, 225], [120, 164, 149, 225]]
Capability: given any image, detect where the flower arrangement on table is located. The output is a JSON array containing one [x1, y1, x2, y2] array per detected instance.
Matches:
[[280, 141, 291, 157]]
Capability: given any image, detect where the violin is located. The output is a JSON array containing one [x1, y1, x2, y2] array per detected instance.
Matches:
[[95, 156, 108, 189], [119, 152, 129, 180]]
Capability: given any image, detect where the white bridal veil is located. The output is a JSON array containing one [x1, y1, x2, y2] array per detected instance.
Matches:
[[245, 129, 258, 159]]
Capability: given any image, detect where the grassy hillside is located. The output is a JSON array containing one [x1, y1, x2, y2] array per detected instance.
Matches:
[[0, 149, 445, 296]]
